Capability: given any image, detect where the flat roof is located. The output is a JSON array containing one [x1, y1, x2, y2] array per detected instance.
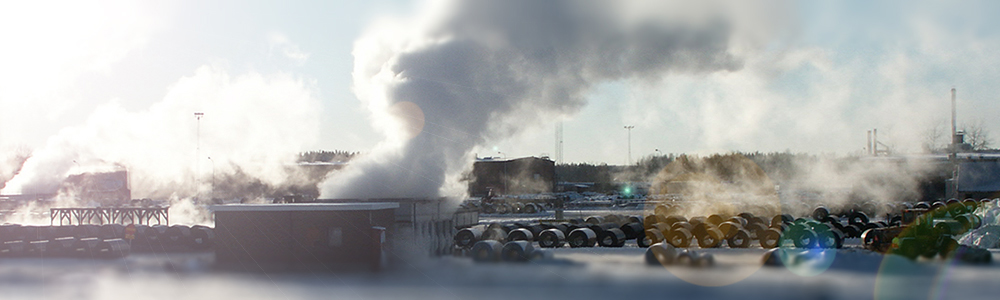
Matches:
[[210, 202, 399, 212]]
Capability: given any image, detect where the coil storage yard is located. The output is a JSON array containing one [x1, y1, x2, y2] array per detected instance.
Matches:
[[0, 198, 999, 299], [445, 198, 1000, 299]]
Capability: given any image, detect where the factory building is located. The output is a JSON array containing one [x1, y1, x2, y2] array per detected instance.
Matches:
[[468, 156, 555, 196], [212, 203, 398, 271], [60, 170, 131, 205], [211, 198, 477, 271], [948, 156, 1000, 199]]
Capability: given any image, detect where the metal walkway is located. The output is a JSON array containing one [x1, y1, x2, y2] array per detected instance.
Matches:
[[50, 207, 169, 225]]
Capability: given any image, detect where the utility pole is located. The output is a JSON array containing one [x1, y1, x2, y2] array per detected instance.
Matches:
[[624, 125, 635, 165]]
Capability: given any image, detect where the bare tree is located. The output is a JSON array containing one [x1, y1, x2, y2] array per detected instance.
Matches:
[[921, 120, 995, 152], [921, 122, 947, 153], [961, 121, 994, 150]]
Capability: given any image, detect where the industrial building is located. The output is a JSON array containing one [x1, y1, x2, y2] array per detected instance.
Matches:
[[0, 170, 131, 205], [468, 156, 555, 196], [60, 170, 131, 205], [212, 203, 398, 271], [947, 154, 1000, 199], [211, 198, 477, 271]]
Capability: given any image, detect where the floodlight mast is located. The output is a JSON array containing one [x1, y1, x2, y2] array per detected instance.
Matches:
[[195, 112, 204, 198], [624, 125, 635, 165]]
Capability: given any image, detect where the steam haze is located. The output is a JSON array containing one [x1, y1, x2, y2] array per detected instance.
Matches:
[[320, 0, 789, 199], [1, 0, 998, 204], [1, 66, 320, 198]]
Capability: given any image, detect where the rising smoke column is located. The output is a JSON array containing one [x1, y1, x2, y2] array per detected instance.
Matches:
[[321, 0, 782, 199]]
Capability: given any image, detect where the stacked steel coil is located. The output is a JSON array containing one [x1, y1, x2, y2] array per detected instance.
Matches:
[[0, 224, 215, 258]]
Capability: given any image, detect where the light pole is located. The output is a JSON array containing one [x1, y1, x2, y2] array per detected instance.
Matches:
[[624, 125, 635, 165], [207, 156, 215, 201], [194, 112, 204, 179]]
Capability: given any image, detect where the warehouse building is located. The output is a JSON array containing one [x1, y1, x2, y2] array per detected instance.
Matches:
[[211, 198, 477, 271], [468, 156, 555, 196], [212, 203, 398, 271]]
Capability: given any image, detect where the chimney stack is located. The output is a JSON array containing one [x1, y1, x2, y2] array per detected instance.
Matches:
[[867, 130, 873, 155], [951, 88, 957, 150], [873, 129, 878, 156]]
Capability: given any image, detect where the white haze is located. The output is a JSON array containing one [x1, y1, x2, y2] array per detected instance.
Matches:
[[0, 1, 156, 148], [320, 0, 791, 199], [778, 156, 940, 217], [1, 66, 321, 199]]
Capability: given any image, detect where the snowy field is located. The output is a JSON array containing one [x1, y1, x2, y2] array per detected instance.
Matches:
[[0, 243, 997, 300]]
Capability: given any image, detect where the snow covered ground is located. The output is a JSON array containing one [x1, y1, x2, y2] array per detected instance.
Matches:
[[0, 244, 997, 300]]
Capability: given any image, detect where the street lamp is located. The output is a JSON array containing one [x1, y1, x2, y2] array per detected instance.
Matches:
[[624, 125, 635, 165], [194, 112, 204, 184], [194, 112, 204, 150]]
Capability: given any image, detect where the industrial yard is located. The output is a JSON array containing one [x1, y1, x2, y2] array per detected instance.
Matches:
[[0, 196, 997, 299], [2, 150, 999, 300], [4, 0, 1000, 299], [0, 203, 997, 300]]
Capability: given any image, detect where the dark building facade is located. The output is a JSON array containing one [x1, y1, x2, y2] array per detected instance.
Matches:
[[468, 156, 555, 196], [952, 160, 1000, 199], [212, 203, 398, 271], [60, 170, 131, 205]]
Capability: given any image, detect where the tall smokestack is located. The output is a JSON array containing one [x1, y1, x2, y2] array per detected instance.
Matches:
[[867, 130, 872, 156], [951, 88, 957, 150], [873, 129, 878, 156], [949, 87, 959, 199]]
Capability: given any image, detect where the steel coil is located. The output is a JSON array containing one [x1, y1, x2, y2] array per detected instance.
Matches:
[[538, 229, 566, 248], [470, 240, 503, 263], [567, 228, 597, 248], [501, 240, 534, 262]]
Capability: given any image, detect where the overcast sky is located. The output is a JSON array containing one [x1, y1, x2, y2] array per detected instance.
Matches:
[[2, 0, 999, 166]]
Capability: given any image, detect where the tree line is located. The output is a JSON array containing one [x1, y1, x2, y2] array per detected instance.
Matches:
[[297, 150, 358, 163], [555, 151, 815, 188]]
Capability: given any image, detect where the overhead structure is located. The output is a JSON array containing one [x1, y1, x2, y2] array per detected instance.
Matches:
[[50, 207, 169, 226]]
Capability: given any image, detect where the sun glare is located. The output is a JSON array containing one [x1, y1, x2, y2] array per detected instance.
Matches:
[[0, 1, 152, 100]]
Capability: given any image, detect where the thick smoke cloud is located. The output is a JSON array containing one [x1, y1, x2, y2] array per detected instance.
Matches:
[[321, 0, 783, 199], [1, 66, 320, 199]]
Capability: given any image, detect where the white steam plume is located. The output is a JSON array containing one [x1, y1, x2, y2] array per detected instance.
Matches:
[[1, 66, 320, 199], [321, 0, 786, 199]]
